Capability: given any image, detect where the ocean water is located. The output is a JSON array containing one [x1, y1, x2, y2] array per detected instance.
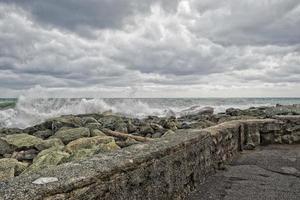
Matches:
[[1, 97, 300, 129]]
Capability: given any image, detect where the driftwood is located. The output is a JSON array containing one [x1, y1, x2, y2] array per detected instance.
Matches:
[[102, 128, 153, 142]]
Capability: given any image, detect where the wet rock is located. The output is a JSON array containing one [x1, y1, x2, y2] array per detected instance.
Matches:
[[50, 116, 82, 132], [181, 106, 214, 116], [51, 127, 90, 144], [32, 129, 53, 139], [11, 149, 38, 161], [163, 121, 178, 131], [0, 158, 28, 181]]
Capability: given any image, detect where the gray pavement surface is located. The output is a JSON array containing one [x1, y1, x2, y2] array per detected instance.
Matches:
[[188, 145, 300, 200]]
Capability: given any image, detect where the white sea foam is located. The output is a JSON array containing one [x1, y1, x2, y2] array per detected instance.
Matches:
[[1, 95, 296, 129]]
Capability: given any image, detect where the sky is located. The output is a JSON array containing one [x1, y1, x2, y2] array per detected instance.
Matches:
[[0, 0, 300, 98]]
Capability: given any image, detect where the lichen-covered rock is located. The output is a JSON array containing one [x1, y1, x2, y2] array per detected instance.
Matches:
[[51, 127, 90, 144], [23, 147, 70, 174], [65, 136, 118, 153], [0, 134, 43, 154], [138, 125, 155, 136], [35, 138, 64, 151], [0, 158, 28, 181], [66, 136, 120, 161]]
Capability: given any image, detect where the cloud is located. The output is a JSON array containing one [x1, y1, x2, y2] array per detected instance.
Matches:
[[0, 0, 299, 97]]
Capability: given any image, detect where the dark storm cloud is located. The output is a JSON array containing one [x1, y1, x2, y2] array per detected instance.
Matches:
[[0, 0, 299, 97]]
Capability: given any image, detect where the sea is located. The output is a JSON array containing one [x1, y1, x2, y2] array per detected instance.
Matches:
[[1, 97, 300, 129]]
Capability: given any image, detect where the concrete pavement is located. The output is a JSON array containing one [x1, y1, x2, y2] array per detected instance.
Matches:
[[188, 145, 300, 200]]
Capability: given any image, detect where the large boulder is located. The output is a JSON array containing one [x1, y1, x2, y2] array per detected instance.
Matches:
[[0, 158, 28, 181], [65, 136, 120, 161], [35, 138, 64, 151], [23, 147, 70, 174], [49, 116, 83, 132], [51, 127, 90, 144], [65, 136, 119, 153], [0, 134, 43, 155]]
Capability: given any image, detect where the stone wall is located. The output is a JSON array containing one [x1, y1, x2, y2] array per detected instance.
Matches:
[[0, 117, 299, 200]]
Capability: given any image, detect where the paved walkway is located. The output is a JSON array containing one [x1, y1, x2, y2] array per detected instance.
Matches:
[[188, 145, 300, 200]]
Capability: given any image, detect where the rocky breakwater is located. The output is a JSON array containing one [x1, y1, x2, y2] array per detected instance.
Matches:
[[0, 107, 217, 182], [0, 104, 299, 183]]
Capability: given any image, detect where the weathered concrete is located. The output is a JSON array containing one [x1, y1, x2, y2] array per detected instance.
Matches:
[[0, 118, 299, 200], [188, 145, 300, 200]]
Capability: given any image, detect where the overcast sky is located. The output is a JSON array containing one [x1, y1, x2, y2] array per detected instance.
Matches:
[[0, 0, 300, 98]]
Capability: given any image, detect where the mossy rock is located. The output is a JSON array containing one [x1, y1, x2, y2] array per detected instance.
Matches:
[[23, 147, 70, 174], [0, 134, 43, 154], [65, 136, 116, 153], [35, 138, 64, 151], [90, 129, 107, 137], [0, 158, 28, 181], [51, 127, 90, 144]]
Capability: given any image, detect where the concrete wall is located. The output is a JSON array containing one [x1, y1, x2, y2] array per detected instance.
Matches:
[[1, 117, 299, 200]]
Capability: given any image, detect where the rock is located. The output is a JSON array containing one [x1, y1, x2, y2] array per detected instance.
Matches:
[[81, 117, 98, 125], [0, 158, 28, 181], [282, 135, 293, 144], [32, 129, 53, 139], [11, 149, 38, 161], [152, 132, 164, 138], [98, 115, 124, 130], [85, 123, 103, 131], [162, 130, 176, 138], [23, 147, 70, 174], [226, 108, 243, 116], [35, 138, 64, 151], [164, 121, 178, 131], [150, 123, 165, 132], [243, 143, 255, 150], [116, 138, 139, 148], [51, 127, 90, 144], [90, 129, 107, 137], [127, 123, 137, 133], [65, 136, 118, 153], [32, 177, 58, 185], [138, 125, 155, 136], [66, 136, 120, 161], [291, 132, 300, 143], [0, 134, 43, 154], [114, 122, 128, 133], [260, 133, 274, 145], [189, 120, 216, 129], [50, 116, 82, 132], [181, 106, 214, 116]]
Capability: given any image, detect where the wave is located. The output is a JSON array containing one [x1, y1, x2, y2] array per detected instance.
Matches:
[[0, 96, 173, 129], [1, 95, 296, 129]]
